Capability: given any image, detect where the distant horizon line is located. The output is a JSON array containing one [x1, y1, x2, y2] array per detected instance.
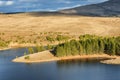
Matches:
[[0, 0, 108, 14]]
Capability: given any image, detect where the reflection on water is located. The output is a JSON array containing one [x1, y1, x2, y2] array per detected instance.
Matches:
[[57, 58, 109, 66], [57, 58, 107, 67]]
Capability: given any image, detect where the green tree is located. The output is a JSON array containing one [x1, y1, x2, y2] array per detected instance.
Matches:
[[56, 45, 66, 57], [28, 47, 34, 54], [36, 45, 45, 52], [63, 42, 71, 56]]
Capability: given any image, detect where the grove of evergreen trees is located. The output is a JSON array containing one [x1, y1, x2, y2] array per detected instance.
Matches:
[[54, 35, 120, 57]]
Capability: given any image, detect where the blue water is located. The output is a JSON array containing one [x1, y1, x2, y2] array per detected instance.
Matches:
[[0, 48, 120, 80], [0, 0, 108, 13]]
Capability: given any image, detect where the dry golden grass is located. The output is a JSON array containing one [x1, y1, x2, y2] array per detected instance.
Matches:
[[0, 13, 120, 48], [0, 13, 120, 36]]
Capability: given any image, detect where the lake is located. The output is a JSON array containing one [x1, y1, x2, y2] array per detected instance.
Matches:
[[0, 48, 120, 80], [0, 0, 108, 13]]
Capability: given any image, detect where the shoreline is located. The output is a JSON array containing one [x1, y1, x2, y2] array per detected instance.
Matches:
[[0, 40, 67, 52], [12, 50, 117, 63], [1, 45, 119, 64], [12, 50, 59, 63], [0, 47, 12, 51], [101, 57, 120, 65]]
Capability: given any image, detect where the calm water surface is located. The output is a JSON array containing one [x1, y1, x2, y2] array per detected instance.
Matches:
[[0, 48, 120, 80], [0, 0, 108, 13]]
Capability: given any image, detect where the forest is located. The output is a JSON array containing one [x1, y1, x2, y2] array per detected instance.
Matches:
[[54, 35, 120, 57]]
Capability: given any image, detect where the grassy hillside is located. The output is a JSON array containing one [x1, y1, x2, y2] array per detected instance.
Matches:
[[0, 14, 120, 35], [0, 13, 119, 48]]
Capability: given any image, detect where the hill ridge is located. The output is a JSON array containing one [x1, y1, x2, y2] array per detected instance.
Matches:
[[59, 0, 120, 17]]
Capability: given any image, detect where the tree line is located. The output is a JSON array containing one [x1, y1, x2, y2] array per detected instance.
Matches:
[[54, 35, 120, 57]]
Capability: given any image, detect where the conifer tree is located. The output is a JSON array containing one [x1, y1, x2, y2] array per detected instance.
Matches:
[[28, 47, 34, 54], [56, 45, 66, 57]]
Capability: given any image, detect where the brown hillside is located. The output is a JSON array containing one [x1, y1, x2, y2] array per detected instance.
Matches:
[[0, 14, 120, 36]]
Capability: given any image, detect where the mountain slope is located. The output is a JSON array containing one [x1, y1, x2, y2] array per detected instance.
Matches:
[[59, 0, 120, 17]]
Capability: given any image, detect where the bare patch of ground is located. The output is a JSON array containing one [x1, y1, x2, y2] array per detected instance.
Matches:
[[101, 57, 120, 64], [12, 50, 59, 63], [12, 50, 116, 63]]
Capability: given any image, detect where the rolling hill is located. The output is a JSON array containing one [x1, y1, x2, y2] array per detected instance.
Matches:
[[59, 0, 120, 17]]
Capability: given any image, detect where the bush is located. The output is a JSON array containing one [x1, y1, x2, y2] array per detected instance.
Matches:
[[46, 44, 54, 50], [36, 45, 45, 52], [56, 35, 69, 41], [28, 47, 34, 54], [24, 56, 30, 59], [46, 36, 55, 42], [0, 40, 8, 48]]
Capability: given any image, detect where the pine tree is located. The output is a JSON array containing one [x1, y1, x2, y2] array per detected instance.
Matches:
[[63, 42, 71, 56], [36, 45, 45, 52], [47, 44, 53, 50], [98, 39, 104, 53], [71, 45, 79, 55], [79, 42, 84, 55], [56, 45, 66, 57], [28, 47, 34, 54], [111, 39, 116, 55]]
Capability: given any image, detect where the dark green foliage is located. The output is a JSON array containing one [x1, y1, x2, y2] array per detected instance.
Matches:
[[56, 45, 66, 57], [36, 45, 45, 52], [85, 39, 92, 54], [28, 47, 34, 54], [115, 37, 120, 55], [98, 39, 104, 53], [24, 45, 45, 56], [70, 40, 79, 55], [64, 42, 71, 56], [54, 35, 120, 57], [56, 35, 69, 41], [46, 36, 55, 42], [78, 42, 84, 55], [46, 44, 54, 50], [24, 56, 30, 59], [116, 43, 120, 55], [0, 40, 8, 48]]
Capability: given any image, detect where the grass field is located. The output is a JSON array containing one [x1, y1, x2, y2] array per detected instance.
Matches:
[[0, 13, 120, 48], [0, 13, 120, 35]]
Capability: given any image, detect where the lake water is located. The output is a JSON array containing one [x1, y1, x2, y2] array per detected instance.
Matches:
[[0, 0, 108, 13], [0, 48, 120, 80]]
